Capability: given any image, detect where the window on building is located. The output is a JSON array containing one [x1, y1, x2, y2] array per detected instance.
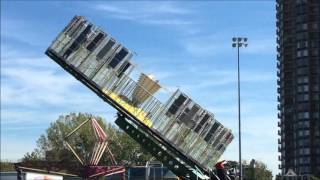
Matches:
[[311, 22, 318, 30], [297, 23, 308, 31], [302, 49, 308, 56], [296, 58, 308, 66], [298, 129, 310, 137], [297, 32, 308, 40], [298, 138, 310, 147], [297, 67, 308, 75], [297, 94, 309, 102], [298, 112, 309, 119], [297, 85, 309, 92], [300, 165, 310, 174], [296, 14, 307, 23], [299, 157, 310, 164], [297, 121, 309, 128], [311, 49, 319, 56], [297, 50, 302, 57], [297, 76, 308, 83], [296, 0, 307, 4], [297, 103, 309, 111], [297, 41, 308, 49], [299, 148, 311, 155], [311, 40, 319, 48], [305, 130, 309, 136]]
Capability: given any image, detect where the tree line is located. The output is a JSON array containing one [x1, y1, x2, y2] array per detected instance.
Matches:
[[1, 112, 276, 180]]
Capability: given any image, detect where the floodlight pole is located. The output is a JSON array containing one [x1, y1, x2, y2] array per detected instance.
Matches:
[[232, 37, 248, 180], [237, 40, 242, 180]]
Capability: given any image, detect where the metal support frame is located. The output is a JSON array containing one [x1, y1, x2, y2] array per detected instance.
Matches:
[[65, 119, 90, 139], [64, 118, 112, 167], [115, 113, 209, 180]]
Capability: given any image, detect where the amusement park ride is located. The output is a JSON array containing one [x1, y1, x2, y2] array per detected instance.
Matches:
[[63, 118, 125, 178], [19, 15, 235, 179], [15, 117, 125, 179]]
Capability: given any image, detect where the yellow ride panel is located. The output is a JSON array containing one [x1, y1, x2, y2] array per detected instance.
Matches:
[[103, 89, 153, 127]]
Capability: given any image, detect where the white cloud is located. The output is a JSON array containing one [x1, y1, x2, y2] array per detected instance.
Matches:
[[2, 64, 76, 107], [1, 51, 117, 125], [180, 69, 274, 93], [243, 38, 276, 55], [1, 136, 38, 161], [1, 108, 57, 125], [183, 38, 222, 58], [94, 2, 194, 27], [1, 18, 45, 46], [1, 47, 120, 160], [96, 2, 190, 16]]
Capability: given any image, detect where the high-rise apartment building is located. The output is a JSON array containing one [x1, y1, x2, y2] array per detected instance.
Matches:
[[276, 0, 320, 177]]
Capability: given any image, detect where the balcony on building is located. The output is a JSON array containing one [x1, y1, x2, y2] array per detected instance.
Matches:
[[278, 121, 282, 127], [278, 104, 281, 110], [277, 96, 281, 102], [278, 138, 281, 144]]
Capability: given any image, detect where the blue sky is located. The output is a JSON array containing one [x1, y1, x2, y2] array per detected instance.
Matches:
[[1, 0, 278, 175]]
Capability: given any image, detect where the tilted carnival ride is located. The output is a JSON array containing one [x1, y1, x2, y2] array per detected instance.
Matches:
[[45, 15, 234, 180]]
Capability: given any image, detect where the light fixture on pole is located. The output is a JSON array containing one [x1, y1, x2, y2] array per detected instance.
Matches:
[[232, 36, 248, 180]]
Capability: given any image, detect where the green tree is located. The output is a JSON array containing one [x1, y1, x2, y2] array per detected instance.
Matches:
[[23, 113, 153, 166], [310, 175, 320, 180], [243, 159, 273, 180], [0, 161, 15, 171]]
